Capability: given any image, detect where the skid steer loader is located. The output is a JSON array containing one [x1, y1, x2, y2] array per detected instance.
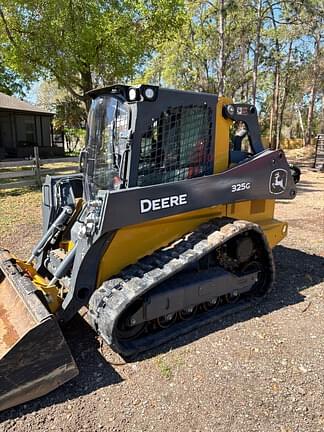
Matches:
[[0, 84, 297, 411]]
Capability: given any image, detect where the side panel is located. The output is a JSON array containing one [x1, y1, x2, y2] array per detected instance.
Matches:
[[227, 199, 287, 248], [98, 149, 295, 233], [97, 202, 286, 286], [97, 205, 226, 285]]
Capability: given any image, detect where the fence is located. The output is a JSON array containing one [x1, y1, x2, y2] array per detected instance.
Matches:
[[313, 134, 324, 171], [0, 147, 79, 190]]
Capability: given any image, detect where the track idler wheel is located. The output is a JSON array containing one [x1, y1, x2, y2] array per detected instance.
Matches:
[[116, 300, 146, 340], [178, 305, 198, 320], [202, 297, 221, 311], [241, 261, 267, 296], [156, 313, 177, 328]]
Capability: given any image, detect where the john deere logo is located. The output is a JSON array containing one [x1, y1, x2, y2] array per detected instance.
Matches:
[[269, 169, 287, 194]]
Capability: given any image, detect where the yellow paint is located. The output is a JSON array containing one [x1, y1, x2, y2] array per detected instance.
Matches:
[[97, 198, 285, 286], [16, 259, 62, 313], [59, 240, 75, 252], [257, 218, 287, 248], [225, 199, 287, 247], [227, 199, 275, 222], [97, 205, 227, 285], [214, 96, 233, 173]]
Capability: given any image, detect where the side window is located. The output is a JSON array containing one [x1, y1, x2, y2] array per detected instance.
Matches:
[[90, 97, 129, 193], [137, 105, 213, 187], [229, 120, 255, 165], [231, 121, 251, 153], [114, 103, 129, 157]]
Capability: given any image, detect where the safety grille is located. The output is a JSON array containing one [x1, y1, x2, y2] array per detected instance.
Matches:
[[137, 105, 213, 186]]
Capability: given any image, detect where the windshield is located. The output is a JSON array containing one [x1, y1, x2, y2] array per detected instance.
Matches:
[[87, 95, 129, 193]]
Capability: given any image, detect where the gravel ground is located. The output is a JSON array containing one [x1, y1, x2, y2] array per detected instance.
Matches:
[[0, 162, 323, 432]]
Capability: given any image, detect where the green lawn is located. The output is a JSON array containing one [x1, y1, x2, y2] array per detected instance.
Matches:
[[0, 188, 42, 238]]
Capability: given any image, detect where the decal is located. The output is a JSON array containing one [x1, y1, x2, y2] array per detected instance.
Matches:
[[140, 193, 188, 214], [231, 182, 251, 193], [269, 169, 288, 194]]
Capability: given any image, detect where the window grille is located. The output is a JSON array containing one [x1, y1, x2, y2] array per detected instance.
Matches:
[[137, 105, 213, 187]]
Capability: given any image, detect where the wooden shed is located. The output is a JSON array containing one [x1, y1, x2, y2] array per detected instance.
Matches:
[[0, 92, 59, 159]]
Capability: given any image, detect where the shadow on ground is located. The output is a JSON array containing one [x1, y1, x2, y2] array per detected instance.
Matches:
[[1, 245, 323, 420], [136, 245, 324, 360], [0, 187, 39, 199], [277, 178, 324, 203], [294, 178, 324, 195]]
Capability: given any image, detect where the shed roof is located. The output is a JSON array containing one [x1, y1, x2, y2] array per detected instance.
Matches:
[[0, 92, 54, 116]]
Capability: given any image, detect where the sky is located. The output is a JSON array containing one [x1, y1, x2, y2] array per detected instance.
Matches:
[[24, 80, 41, 105]]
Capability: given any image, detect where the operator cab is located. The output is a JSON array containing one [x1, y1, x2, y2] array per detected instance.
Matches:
[[84, 84, 264, 200], [84, 84, 218, 198]]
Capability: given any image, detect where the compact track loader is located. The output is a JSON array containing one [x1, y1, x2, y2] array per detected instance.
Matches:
[[0, 85, 297, 411]]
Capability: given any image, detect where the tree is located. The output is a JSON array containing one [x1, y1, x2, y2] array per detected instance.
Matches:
[[141, 0, 323, 148], [142, 0, 256, 97], [36, 79, 87, 151], [305, 31, 322, 145], [0, 0, 184, 110], [1, 0, 322, 146], [0, 62, 26, 96]]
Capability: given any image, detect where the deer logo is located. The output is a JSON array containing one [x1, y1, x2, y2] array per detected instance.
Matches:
[[269, 169, 287, 194]]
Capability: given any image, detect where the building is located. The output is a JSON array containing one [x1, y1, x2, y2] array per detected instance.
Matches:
[[0, 92, 61, 159]]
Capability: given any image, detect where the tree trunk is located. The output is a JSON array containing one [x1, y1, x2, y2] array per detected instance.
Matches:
[[305, 32, 321, 146], [269, 4, 281, 149], [321, 94, 324, 134], [274, 65, 281, 149], [80, 67, 94, 112], [252, 0, 262, 105], [278, 40, 293, 145], [269, 102, 274, 148], [297, 106, 306, 144], [218, 0, 225, 96], [269, 63, 280, 149], [240, 45, 244, 99]]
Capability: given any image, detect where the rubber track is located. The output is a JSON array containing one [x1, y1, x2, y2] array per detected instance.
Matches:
[[88, 218, 275, 357]]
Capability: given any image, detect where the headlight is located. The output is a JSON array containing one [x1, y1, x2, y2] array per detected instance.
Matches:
[[226, 105, 235, 115], [144, 87, 155, 99], [128, 88, 138, 101], [141, 85, 158, 101]]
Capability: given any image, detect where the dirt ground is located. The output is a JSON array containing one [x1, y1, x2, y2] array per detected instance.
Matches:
[[0, 155, 324, 432]]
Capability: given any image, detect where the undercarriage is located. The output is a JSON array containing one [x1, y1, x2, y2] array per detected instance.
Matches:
[[87, 218, 274, 357]]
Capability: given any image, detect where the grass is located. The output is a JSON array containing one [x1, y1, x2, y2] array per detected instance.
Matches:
[[0, 187, 42, 237], [155, 350, 187, 379], [156, 356, 173, 379]]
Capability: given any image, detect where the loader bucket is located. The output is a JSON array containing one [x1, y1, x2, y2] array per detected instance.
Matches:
[[0, 250, 78, 412]]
